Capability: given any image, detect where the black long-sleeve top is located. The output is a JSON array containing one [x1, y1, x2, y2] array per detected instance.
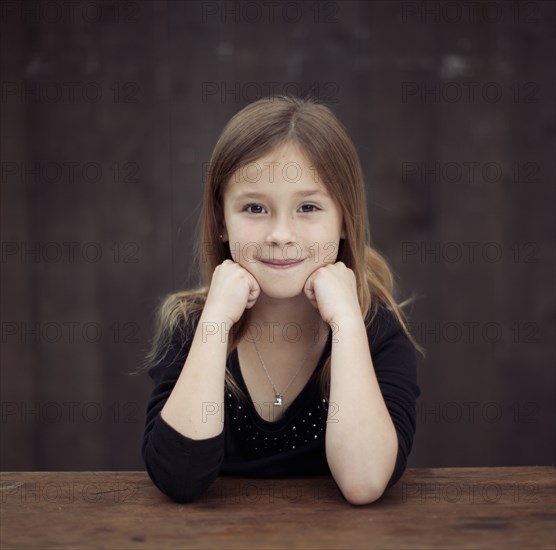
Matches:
[[142, 304, 420, 503]]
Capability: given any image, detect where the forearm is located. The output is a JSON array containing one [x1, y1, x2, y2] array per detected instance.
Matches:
[[160, 309, 232, 440], [325, 316, 398, 505]]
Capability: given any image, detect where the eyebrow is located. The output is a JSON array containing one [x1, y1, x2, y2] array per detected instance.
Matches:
[[232, 190, 327, 200]]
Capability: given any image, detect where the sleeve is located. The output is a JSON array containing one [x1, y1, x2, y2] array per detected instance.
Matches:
[[141, 313, 225, 503], [368, 305, 420, 490]]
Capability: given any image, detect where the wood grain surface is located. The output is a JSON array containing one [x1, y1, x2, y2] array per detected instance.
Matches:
[[1, 467, 554, 549]]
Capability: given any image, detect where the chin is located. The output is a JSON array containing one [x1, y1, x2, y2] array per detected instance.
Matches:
[[259, 285, 304, 300]]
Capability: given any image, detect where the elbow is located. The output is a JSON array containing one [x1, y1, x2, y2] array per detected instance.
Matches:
[[332, 458, 394, 506], [145, 462, 211, 504], [340, 480, 387, 506], [142, 421, 223, 504], [328, 448, 398, 506], [142, 445, 214, 504]]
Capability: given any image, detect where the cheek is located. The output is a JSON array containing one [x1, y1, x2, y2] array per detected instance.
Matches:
[[228, 237, 260, 264], [327, 244, 340, 264], [228, 224, 255, 248], [303, 246, 338, 278], [313, 238, 341, 264]]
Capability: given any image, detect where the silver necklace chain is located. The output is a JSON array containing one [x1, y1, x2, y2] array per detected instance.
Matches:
[[250, 319, 325, 406]]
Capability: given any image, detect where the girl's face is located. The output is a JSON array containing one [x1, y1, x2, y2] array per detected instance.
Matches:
[[220, 142, 346, 300]]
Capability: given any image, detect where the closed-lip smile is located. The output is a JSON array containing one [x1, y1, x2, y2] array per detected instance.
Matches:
[[261, 259, 304, 267]]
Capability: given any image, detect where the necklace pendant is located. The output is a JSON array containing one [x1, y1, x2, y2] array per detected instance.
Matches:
[[274, 393, 283, 406]]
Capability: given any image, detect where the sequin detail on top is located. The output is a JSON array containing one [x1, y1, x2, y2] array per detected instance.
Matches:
[[225, 392, 330, 457]]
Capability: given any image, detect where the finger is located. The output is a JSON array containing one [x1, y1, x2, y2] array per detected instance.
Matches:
[[246, 280, 260, 308], [303, 272, 314, 293], [249, 286, 260, 303], [303, 279, 318, 309]]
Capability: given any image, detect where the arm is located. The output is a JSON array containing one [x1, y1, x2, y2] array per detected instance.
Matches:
[[143, 260, 260, 502], [160, 308, 232, 439], [142, 308, 233, 503], [325, 308, 419, 505], [303, 262, 419, 505]]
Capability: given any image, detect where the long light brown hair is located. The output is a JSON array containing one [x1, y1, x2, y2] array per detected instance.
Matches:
[[140, 95, 425, 400]]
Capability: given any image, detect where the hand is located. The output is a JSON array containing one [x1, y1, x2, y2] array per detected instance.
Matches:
[[204, 260, 261, 325], [303, 262, 361, 325]]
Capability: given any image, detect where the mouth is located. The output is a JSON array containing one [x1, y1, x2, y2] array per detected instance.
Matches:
[[260, 259, 305, 269]]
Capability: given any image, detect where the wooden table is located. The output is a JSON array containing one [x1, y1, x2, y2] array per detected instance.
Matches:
[[1, 467, 554, 549]]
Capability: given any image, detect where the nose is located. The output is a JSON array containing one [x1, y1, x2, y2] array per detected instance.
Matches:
[[265, 212, 297, 247]]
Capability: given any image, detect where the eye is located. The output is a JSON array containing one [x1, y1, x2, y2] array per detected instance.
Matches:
[[243, 203, 266, 214], [299, 204, 320, 213]]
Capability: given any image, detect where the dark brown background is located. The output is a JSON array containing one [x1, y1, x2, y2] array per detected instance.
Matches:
[[1, 0, 554, 471]]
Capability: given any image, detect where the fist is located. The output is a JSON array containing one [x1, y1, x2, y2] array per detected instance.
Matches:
[[303, 262, 360, 325], [204, 260, 261, 325]]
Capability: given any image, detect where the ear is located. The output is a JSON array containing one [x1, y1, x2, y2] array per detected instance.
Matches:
[[220, 224, 228, 242]]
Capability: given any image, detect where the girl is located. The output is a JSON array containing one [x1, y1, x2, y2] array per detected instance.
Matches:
[[142, 95, 422, 505]]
